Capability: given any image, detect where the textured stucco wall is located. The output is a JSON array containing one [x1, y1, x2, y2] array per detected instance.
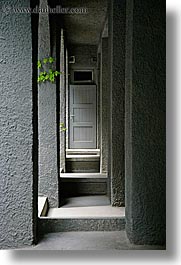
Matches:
[[0, 0, 36, 249], [66, 49, 69, 151], [38, 0, 59, 207], [61, 0, 107, 46], [60, 29, 66, 171], [125, 0, 166, 245], [100, 38, 109, 173], [97, 53, 101, 150], [108, 0, 126, 206]]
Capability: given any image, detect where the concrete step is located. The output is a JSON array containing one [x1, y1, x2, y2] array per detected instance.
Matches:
[[61, 195, 110, 208], [60, 173, 107, 197], [47, 205, 125, 218], [66, 159, 100, 173], [60, 172, 107, 179], [38, 216, 125, 234], [66, 149, 100, 156], [66, 155, 100, 160], [38, 196, 125, 235]]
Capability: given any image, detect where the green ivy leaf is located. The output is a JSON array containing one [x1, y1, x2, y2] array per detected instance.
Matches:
[[45, 74, 49, 80], [49, 57, 54, 63], [43, 58, 48, 64], [39, 75, 45, 81], [60, 123, 67, 132], [55, 71, 60, 76], [37, 57, 61, 84], [49, 74, 55, 82], [37, 60, 42, 69]]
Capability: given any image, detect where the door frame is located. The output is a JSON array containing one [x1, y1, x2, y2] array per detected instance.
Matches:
[[68, 84, 97, 149]]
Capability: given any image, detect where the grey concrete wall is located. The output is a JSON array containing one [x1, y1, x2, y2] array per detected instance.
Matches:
[[0, 0, 37, 249], [108, 0, 126, 206], [97, 53, 101, 150], [60, 29, 66, 170], [69, 45, 98, 84], [100, 38, 109, 173], [125, 0, 166, 245], [66, 49, 69, 150], [38, 0, 59, 208]]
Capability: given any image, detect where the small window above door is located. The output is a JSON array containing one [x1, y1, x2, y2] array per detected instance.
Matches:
[[72, 70, 94, 83]]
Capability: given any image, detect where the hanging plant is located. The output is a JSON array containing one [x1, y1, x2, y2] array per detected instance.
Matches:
[[38, 57, 67, 132], [37, 57, 62, 83]]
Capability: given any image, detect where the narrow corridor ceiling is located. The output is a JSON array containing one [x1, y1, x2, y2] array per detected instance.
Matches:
[[60, 0, 108, 46]]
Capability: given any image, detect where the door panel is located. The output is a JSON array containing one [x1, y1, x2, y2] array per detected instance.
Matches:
[[70, 85, 96, 149]]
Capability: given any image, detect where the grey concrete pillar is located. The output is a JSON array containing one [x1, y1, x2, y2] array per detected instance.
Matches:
[[108, 0, 126, 206], [125, 0, 166, 245], [100, 38, 109, 173], [0, 0, 37, 248], [38, 0, 59, 207], [66, 49, 69, 150], [97, 53, 101, 150], [60, 29, 66, 171]]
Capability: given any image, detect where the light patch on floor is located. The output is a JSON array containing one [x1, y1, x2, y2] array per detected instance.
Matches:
[[47, 205, 125, 218], [61, 195, 110, 208]]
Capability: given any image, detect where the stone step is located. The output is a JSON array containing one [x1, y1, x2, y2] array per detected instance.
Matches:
[[38, 217, 125, 234], [38, 197, 125, 235], [60, 172, 107, 179], [47, 205, 125, 218], [66, 159, 100, 173], [66, 149, 100, 156], [60, 173, 107, 196], [66, 155, 100, 161]]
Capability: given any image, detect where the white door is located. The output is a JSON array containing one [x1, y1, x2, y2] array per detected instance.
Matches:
[[69, 85, 97, 149]]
